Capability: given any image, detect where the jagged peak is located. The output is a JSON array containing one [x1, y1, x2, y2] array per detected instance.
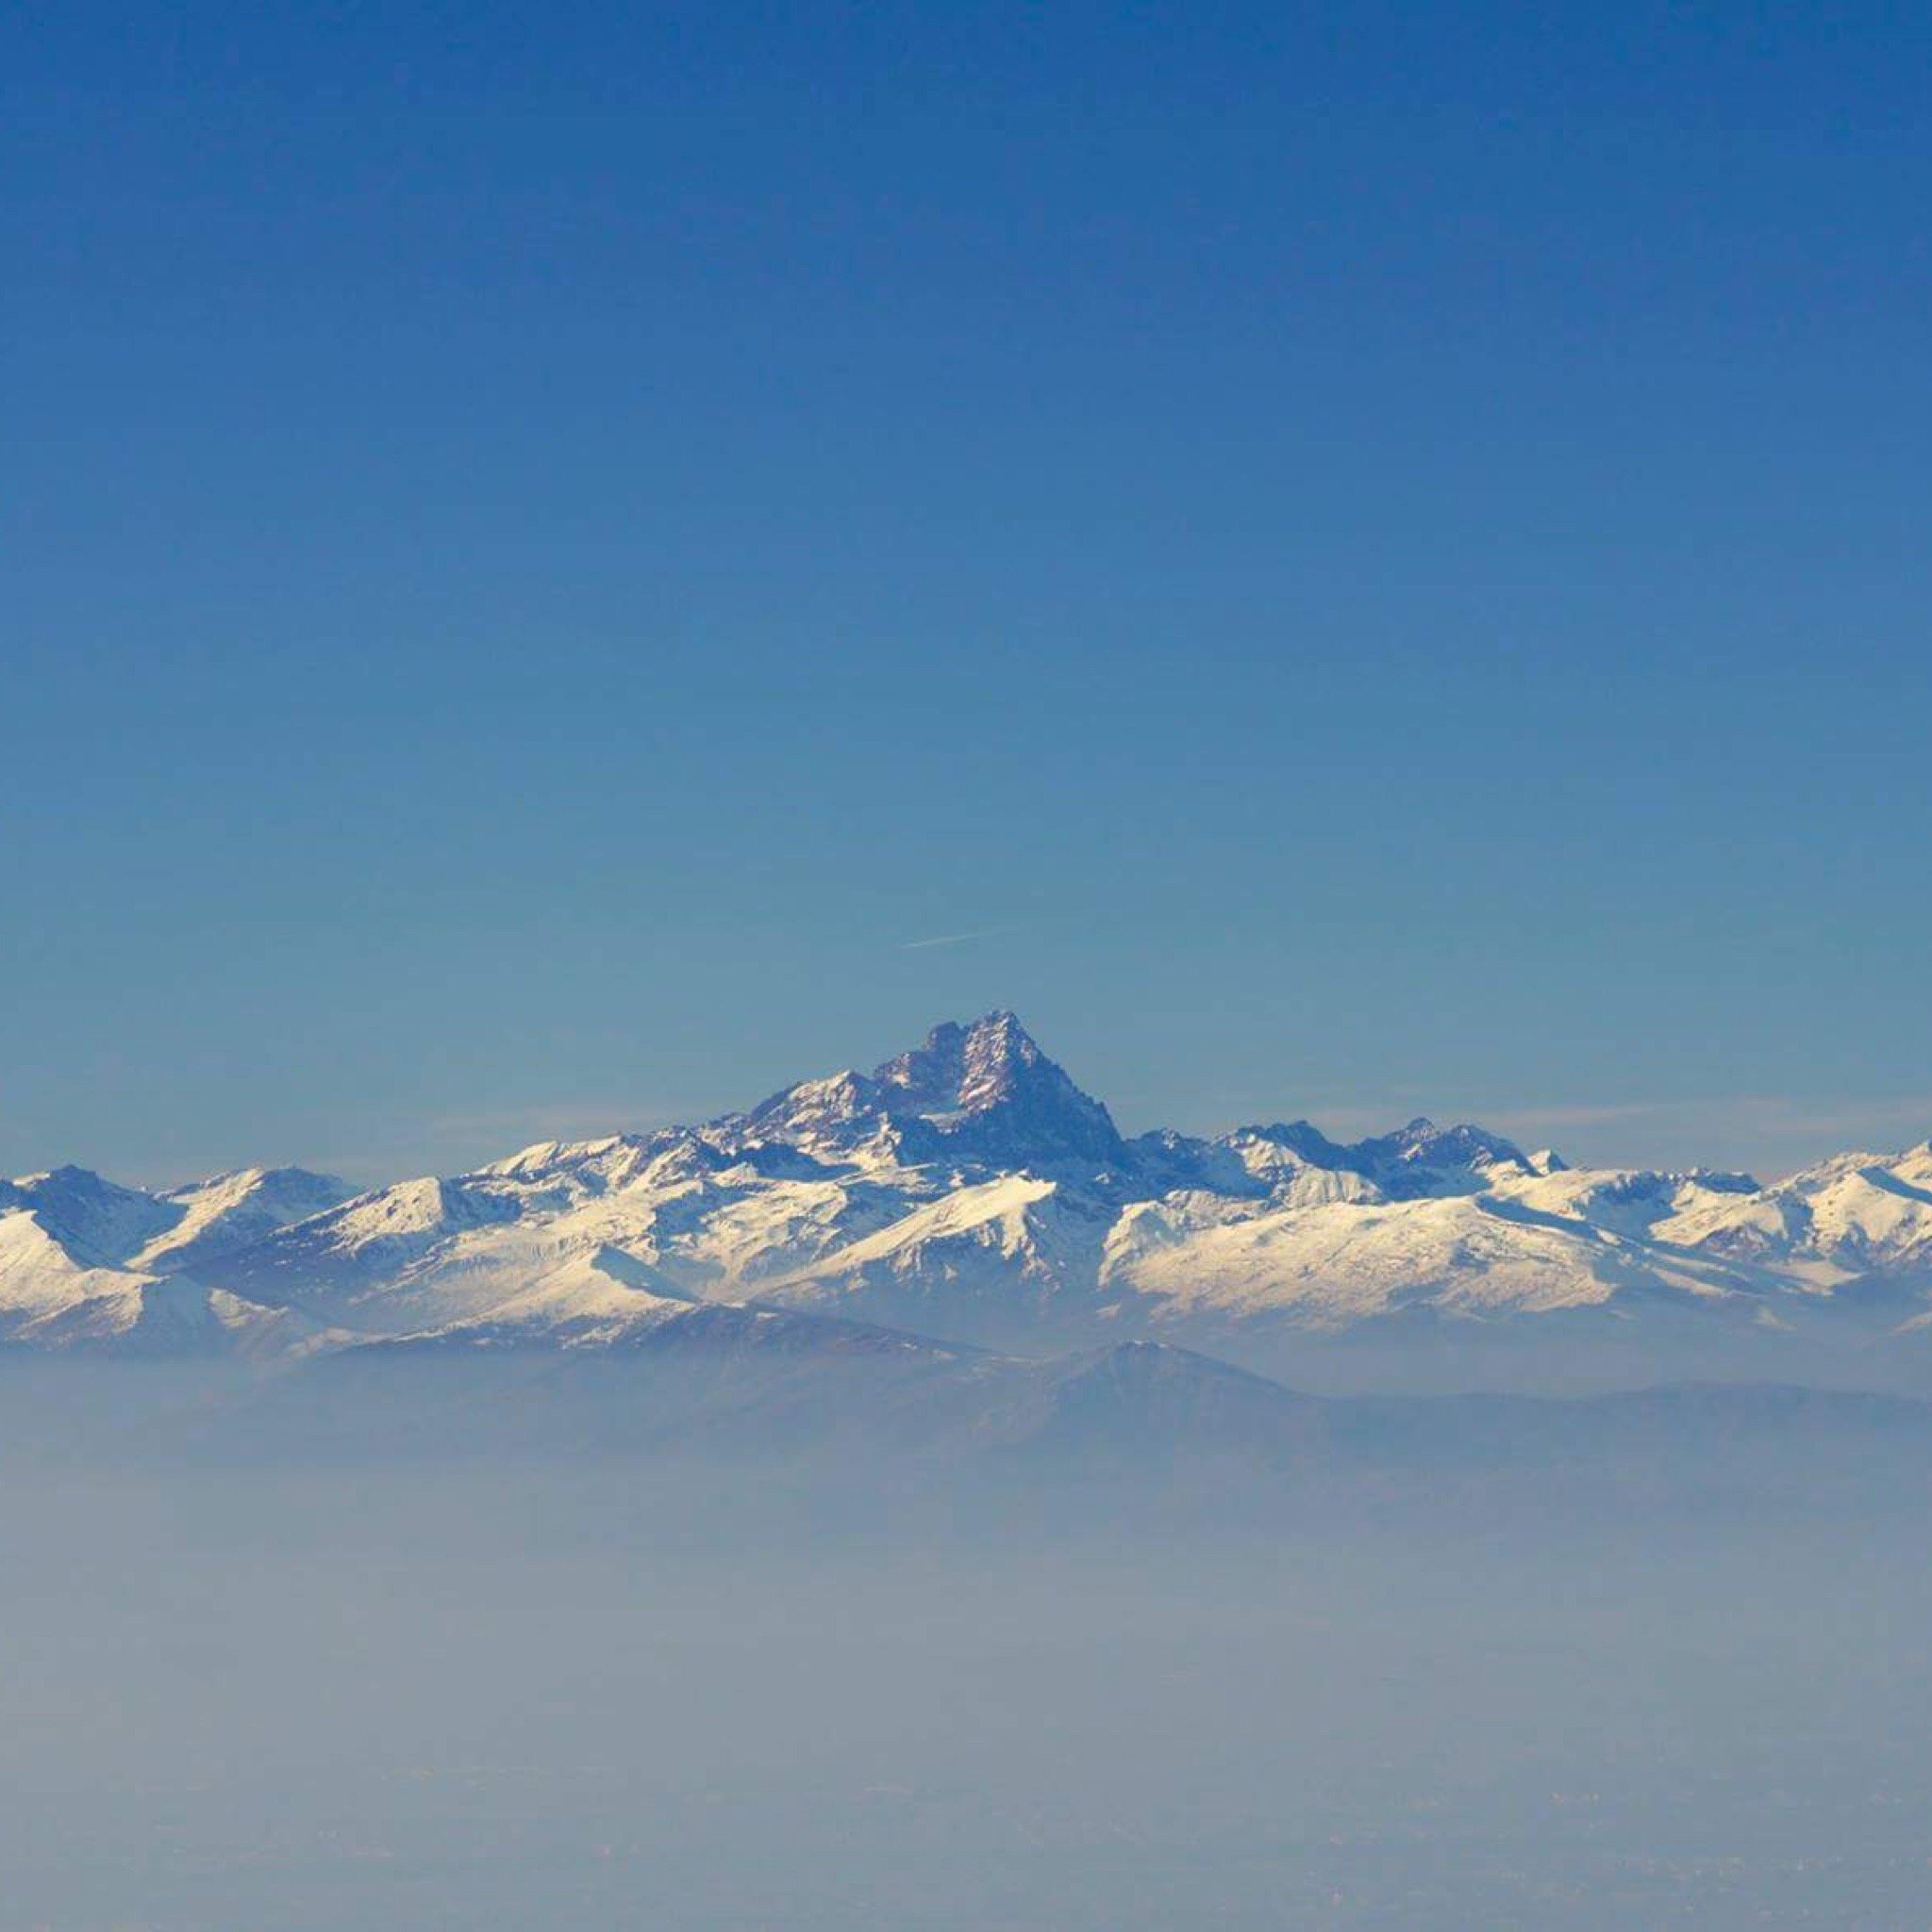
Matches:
[[1225, 1120, 1353, 1164], [8, 1161, 135, 1196], [1680, 1165, 1760, 1194], [164, 1164, 352, 1205], [1373, 1118, 1530, 1168], [730, 1012, 1124, 1169], [872, 1011, 1122, 1163], [874, 1010, 1056, 1115]]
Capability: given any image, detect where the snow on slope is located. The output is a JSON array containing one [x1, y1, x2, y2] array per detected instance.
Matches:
[[753, 1174, 1126, 1341], [0, 1162, 353, 1273], [1100, 1189, 1747, 1328], [203, 1135, 918, 1334], [177, 1015, 1932, 1359], [0, 1211, 332, 1356], [0, 1209, 153, 1338], [9, 1014, 1932, 1365], [0, 1166, 180, 1267], [137, 1167, 358, 1274], [0, 1161, 356, 1355], [1653, 1143, 1932, 1286]]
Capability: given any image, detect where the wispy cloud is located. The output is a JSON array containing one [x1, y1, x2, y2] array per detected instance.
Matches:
[[1468, 1095, 1932, 1183], [900, 928, 1003, 951], [1480, 1092, 1932, 1141]]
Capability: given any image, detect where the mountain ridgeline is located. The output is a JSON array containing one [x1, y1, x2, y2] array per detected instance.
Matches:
[[5, 1013, 1932, 1398]]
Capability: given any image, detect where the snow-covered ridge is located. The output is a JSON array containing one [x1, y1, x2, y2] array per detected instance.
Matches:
[[5, 1012, 1932, 1374], [0, 1164, 355, 1356]]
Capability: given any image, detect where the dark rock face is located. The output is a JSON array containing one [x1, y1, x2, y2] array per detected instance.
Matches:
[[879, 1012, 1127, 1169], [1349, 1119, 1535, 1196], [734, 1011, 1127, 1172]]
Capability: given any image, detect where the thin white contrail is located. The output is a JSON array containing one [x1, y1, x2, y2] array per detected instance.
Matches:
[[900, 928, 1002, 951]]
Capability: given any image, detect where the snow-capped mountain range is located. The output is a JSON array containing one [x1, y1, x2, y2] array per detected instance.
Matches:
[[6, 1012, 1932, 1384]]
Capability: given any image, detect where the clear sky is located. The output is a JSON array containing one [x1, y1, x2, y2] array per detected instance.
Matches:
[[6, 2, 1931, 1187]]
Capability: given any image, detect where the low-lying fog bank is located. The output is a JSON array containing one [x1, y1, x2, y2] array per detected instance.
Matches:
[[2, 1356, 1928, 1930], [2, 1458, 1928, 1932]]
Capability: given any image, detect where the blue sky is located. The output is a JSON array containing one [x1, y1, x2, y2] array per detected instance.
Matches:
[[5, 1, 1930, 1185]]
